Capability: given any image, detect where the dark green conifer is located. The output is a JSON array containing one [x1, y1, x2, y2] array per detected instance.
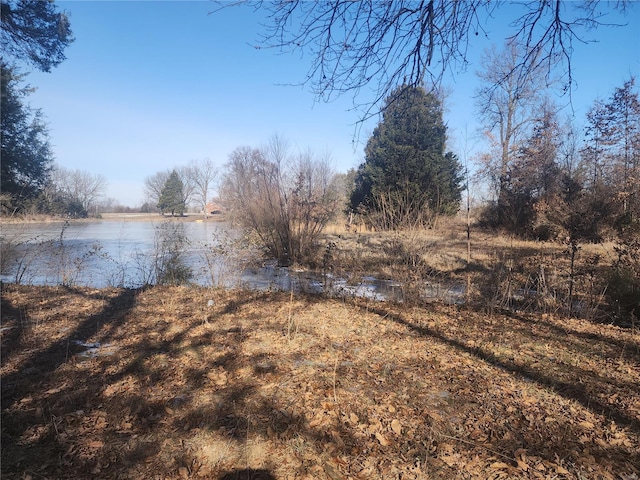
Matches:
[[350, 85, 463, 229], [158, 170, 185, 216]]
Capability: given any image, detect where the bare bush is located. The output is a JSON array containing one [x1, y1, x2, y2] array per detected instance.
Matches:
[[0, 228, 45, 284], [199, 228, 263, 288], [221, 136, 341, 266], [366, 189, 437, 232], [152, 222, 193, 286]]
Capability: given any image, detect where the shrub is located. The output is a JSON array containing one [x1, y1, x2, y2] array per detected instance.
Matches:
[[221, 137, 341, 266]]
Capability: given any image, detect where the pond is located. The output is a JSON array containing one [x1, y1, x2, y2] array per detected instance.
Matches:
[[1, 219, 453, 302], [0, 220, 292, 288]]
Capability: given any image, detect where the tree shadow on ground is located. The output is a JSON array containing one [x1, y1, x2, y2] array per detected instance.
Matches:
[[1, 287, 357, 478], [218, 469, 276, 480], [359, 301, 640, 435], [3, 285, 637, 479], [509, 309, 640, 363], [1, 285, 144, 411]]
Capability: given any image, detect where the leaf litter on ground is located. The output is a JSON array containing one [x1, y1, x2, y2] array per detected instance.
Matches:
[[1, 284, 639, 479]]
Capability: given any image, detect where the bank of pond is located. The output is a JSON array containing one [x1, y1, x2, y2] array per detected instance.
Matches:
[[0, 219, 465, 304]]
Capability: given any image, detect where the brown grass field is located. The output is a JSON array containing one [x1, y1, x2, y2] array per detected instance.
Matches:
[[2, 279, 639, 479]]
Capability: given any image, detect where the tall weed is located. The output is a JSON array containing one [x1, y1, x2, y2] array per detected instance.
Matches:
[[152, 222, 193, 286], [199, 229, 263, 288]]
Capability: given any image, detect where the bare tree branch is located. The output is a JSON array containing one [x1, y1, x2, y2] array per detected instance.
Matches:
[[213, 1, 630, 125]]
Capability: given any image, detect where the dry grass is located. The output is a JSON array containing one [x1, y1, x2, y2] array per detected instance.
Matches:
[[324, 223, 615, 279], [0, 214, 70, 224], [320, 219, 619, 318], [2, 284, 638, 479]]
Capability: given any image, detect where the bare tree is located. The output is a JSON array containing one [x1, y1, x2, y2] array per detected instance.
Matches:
[[606, 77, 640, 209], [215, 1, 630, 120], [186, 158, 218, 217], [176, 165, 196, 210], [144, 170, 170, 211], [581, 98, 611, 187], [51, 165, 107, 213], [475, 42, 547, 196], [221, 145, 285, 258], [558, 115, 582, 178], [289, 150, 340, 259]]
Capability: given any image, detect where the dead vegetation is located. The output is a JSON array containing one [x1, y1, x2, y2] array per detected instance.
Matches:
[[321, 220, 622, 321], [2, 284, 639, 479]]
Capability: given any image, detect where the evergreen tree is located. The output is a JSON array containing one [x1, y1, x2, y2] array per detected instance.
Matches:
[[350, 85, 463, 229], [1, 63, 53, 211], [158, 170, 185, 216], [1, 0, 73, 72], [1, 0, 72, 214]]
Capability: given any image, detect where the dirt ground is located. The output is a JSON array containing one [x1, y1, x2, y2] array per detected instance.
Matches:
[[1, 284, 639, 479]]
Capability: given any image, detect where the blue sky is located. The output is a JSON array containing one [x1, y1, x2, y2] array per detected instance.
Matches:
[[27, 1, 640, 207]]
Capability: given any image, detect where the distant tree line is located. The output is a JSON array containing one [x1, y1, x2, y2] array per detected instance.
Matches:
[[143, 158, 218, 217]]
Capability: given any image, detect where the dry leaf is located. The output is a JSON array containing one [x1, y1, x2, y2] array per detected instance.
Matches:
[[516, 457, 529, 471], [5, 277, 639, 480], [441, 454, 459, 467], [375, 431, 390, 446], [45, 384, 66, 395], [391, 419, 402, 435], [595, 438, 609, 448], [323, 462, 343, 480], [367, 420, 383, 434], [309, 413, 324, 428]]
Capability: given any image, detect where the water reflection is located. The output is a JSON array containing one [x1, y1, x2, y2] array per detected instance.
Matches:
[[1, 220, 223, 288], [1, 220, 465, 303]]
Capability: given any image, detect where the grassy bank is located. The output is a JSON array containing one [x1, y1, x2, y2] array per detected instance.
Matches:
[[1, 284, 638, 479]]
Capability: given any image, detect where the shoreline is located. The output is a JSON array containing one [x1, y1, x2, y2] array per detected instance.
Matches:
[[0, 212, 227, 224], [101, 212, 226, 222]]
